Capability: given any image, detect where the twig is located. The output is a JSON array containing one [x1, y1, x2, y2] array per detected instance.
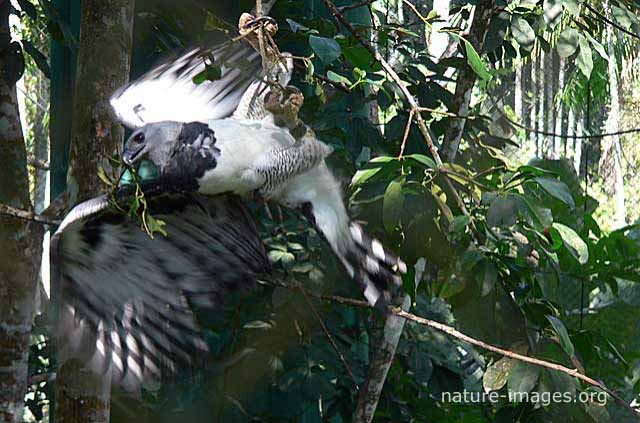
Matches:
[[338, 0, 374, 12], [299, 286, 360, 393], [490, 93, 640, 139], [398, 108, 415, 158], [292, 61, 351, 93], [321, 0, 476, 232], [27, 156, 50, 170], [583, 3, 640, 42], [267, 281, 636, 415], [0, 202, 60, 225]]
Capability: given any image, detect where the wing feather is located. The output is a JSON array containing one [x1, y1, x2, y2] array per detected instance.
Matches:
[[110, 41, 262, 128], [52, 193, 270, 389]]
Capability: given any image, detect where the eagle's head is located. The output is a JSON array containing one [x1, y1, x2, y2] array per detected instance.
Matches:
[[122, 121, 220, 190]]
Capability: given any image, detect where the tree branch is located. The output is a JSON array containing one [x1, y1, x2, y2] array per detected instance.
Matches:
[[27, 156, 50, 170], [268, 280, 636, 416], [440, 0, 495, 162], [321, 0, 474, 226], [0, 203, 60, 225], [354, 283, 420, 422], [299, 286, 360, 393], [583, 3, 640, 41]]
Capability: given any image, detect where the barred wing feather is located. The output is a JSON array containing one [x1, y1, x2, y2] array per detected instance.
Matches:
[[51, 193, 270, 390]]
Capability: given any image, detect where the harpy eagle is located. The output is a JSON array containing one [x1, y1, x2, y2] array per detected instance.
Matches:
[[53, 28, 406, 389]]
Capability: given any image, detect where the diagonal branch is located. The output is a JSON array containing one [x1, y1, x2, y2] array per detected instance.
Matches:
[[299, 286, 360, 393], [321, 0, 473, 225], [266, 280, 637, 416]]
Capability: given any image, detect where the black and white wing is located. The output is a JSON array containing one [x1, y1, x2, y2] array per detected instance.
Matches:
[[110, 41, 262, 128], [52, 192, 270, 390]]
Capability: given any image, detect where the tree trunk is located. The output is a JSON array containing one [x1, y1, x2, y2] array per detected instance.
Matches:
[[440, 0, 495, 162], [543, 47, 553, 157], [521, 58, 532, 130], [428, 0, 450, 59], [0, 2, 43, 421], [515, 62, 522, 124], [599, 0, 626, 228], [551, 50, 560, 157], [54, 0, 135, 421], [532, 51, 540, 155]]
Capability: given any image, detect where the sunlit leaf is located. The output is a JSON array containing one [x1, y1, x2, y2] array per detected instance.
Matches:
[[511, 17, 536, 51], [552, 223, 589, 264], [557, 28, 579, 58], [534, 177, 575, 208], [383, 177, 405, 232], [577, 35, 593, 78], [464, 40, 491, 81]]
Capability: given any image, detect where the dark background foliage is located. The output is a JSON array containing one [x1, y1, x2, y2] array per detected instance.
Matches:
[[11, 0, 640, 421]]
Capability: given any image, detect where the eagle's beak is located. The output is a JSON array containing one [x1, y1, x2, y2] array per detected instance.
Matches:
[[123, 143, 146, 167]]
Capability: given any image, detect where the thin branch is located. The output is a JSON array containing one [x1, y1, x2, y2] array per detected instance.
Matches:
[[0, 203, 60, 225], [27, 156, 50, 170], [583, 3, 640, 42], [269, 281, 636, 415], [338, 0, 374, 12], [321, 0, 474, 226], [299, 286, 360, 393], [292, 61, 352, 93], [491, 94, 640, 139]]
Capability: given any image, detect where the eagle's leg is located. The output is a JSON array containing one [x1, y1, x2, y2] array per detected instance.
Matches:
[[265, 86, 306, 135]]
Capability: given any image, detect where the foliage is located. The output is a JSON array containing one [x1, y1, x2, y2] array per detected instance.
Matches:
[[14, 0, 640, 422]]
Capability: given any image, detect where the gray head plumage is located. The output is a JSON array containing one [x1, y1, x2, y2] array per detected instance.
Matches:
[[123, 121, 220, 190]]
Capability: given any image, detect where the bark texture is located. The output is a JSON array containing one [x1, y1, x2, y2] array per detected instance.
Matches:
[[65, 0, 135, 203], [0, 2, 43, 421], [353, 260, 426, 423], [353, 296, 412, 422], [55, 1, 135, 421], [440, 0, 495, 162]]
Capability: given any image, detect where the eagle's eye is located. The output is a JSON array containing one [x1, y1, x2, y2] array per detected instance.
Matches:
[[133, 132, 145, 143]]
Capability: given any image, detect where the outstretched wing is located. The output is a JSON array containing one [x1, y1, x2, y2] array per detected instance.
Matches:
[[52, 193, 270, 390], [110, 41, 262, 128]]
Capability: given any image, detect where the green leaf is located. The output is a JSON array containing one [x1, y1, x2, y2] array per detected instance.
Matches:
[[552, 223, 589, 264], [508, 362, 540, 396], [383, 178, 405, 232], [511, 17, 536, 51], [557, 28, 579, 58], [326, 70, 351, 85], [192, 64, 222, 84], [577, 35, 593, 78], [351, 167, 383, 186], [483, 357, 515, 391], [405, 154, 437, 169], [342, 44, 374, 69], [546, 315, 575, 357], [585, 33, 608, 60], [562, 0, 580, 16], [534, 177, 575, 208], [286, 18, 310, 33], [309, 35, 341, 64], [463, 40, 491, 81], [543, 0, 563, 27], [22, 40, 50, 78]]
